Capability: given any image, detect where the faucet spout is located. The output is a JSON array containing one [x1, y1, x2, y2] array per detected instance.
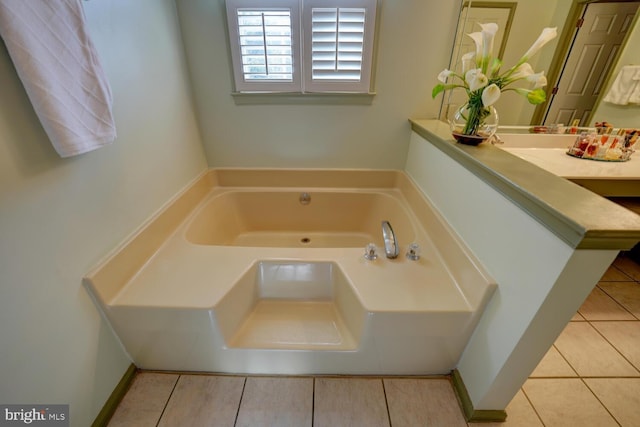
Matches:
[[381, 220, 399, 259]]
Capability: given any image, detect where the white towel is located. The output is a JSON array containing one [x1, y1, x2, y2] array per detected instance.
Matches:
[[0, 0, 116, 158], [603, 65, 640, 106], [630, 68, 640, 105]]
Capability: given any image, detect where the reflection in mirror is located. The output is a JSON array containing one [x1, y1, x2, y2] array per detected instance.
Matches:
[[442, 0, 640, 129], [444, 2, 518, 118], [441, 0, 470, 116]]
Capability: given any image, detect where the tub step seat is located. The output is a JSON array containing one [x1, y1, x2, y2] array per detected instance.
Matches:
[[216, 261, 367, 351], [227, 300, 358, 350]]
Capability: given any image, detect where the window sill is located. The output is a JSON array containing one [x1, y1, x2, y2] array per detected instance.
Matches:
[[231, 91, 376, 105]]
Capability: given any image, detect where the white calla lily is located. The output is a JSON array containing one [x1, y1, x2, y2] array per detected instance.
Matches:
[[433, 23, 555, 137], [508, 63, 535, 80], [467, 32, 484, 67], [520, 27, 557, 62], [461, 52, 475, 74], [478, 23, 499, 67], [482, 84, 501, 106], [465, 69, 488, 92], [527, 71, 547, 89], [438, 69, 453, 83]]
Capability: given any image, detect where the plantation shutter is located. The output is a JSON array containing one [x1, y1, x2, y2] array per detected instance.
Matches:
[[311, 8, 365, 81], [227, 0, 301, 92], [237, 10, 294, 82], [303, 0, 376, 93], [227, 0, 376, 93]]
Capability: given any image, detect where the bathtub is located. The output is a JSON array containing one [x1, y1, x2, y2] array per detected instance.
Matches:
[[84, 169, 496, 375], [186, 190, 416, 248]]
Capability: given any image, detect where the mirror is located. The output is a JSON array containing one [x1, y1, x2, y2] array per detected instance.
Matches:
[[443, 0, 640, 128]]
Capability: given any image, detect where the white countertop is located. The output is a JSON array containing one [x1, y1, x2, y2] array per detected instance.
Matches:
[[495, 133, 639, 180], [500, 147, 640, 180]]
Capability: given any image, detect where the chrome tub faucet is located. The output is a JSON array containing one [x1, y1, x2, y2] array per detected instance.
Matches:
[[381, 220, 399, 259]]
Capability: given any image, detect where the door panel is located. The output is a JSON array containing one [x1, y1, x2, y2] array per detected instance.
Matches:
[[545, 2, 639, 126]]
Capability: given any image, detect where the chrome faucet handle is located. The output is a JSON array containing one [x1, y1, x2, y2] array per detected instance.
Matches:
[[364, 243, 378, 260], [406, 242, 421, 260]]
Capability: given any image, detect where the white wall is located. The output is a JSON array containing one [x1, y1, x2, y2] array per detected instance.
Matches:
[[405, 130, 618, 411], [175, 0, 462, 169], [0, 1, 207, 425]]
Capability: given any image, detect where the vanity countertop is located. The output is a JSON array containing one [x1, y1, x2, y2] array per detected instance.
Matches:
[[495, 132, 640, 181], [409, 119, 640, 250]]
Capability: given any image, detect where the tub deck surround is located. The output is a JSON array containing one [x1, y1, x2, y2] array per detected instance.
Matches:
[[110, 241, 472, 313], [409, 119, 640, 249], [84, 168, 497, 375]]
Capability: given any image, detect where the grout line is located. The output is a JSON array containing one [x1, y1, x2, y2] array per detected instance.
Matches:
[[594, 320, 640, 375], [580, 378, 622, 427], [551, 343, 580, 378], [596, 284, 639, 320], [155, 374, 180, 427], [520, 385, 547, 427], [588, 320, 640, 375], [311, 377, 315, 427], [616, 271, 635, 282], [568, 375, 640, 379], [233, 377, 247, 427], [381, 378, 393, 427], [553, 342, 593, 378], [610, 259, 636, 281]]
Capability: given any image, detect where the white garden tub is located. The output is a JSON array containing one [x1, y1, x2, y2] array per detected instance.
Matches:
[[84, 169, 496, 375]]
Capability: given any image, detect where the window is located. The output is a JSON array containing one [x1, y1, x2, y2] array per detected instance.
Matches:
[[226, 0, 377, 94]]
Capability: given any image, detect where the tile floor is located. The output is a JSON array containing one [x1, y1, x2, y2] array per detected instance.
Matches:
[[107, 255, 640, 427]]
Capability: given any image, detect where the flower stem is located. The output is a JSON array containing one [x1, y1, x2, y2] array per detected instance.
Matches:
[[463, 97, 486, 135]]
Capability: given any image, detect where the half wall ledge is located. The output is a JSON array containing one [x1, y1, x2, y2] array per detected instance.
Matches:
[[407, 119, 640, 422], [409, 119, 640, 250]]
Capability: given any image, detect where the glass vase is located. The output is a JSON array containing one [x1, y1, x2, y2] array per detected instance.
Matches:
[[448, 102, 499, 145]]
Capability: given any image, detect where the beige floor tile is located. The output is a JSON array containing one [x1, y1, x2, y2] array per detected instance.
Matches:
[[314, 378, 389, 427], [523, 379, 618, 427], [578, 286, 635, 320], [236, 376, 313, 427], [108, 372, 178, 427], [530, 346, 577, 378], [384, 378, 466, 426], [469, 389, 543, 427], [599, 282, 640, 318], [585, 378, 640, 427], [600, 264, 634, 281], [553, 322, 638, 377], [612, 256, 640, 281], [591, 321, 640, 371], [158, 375, 244, 427]]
